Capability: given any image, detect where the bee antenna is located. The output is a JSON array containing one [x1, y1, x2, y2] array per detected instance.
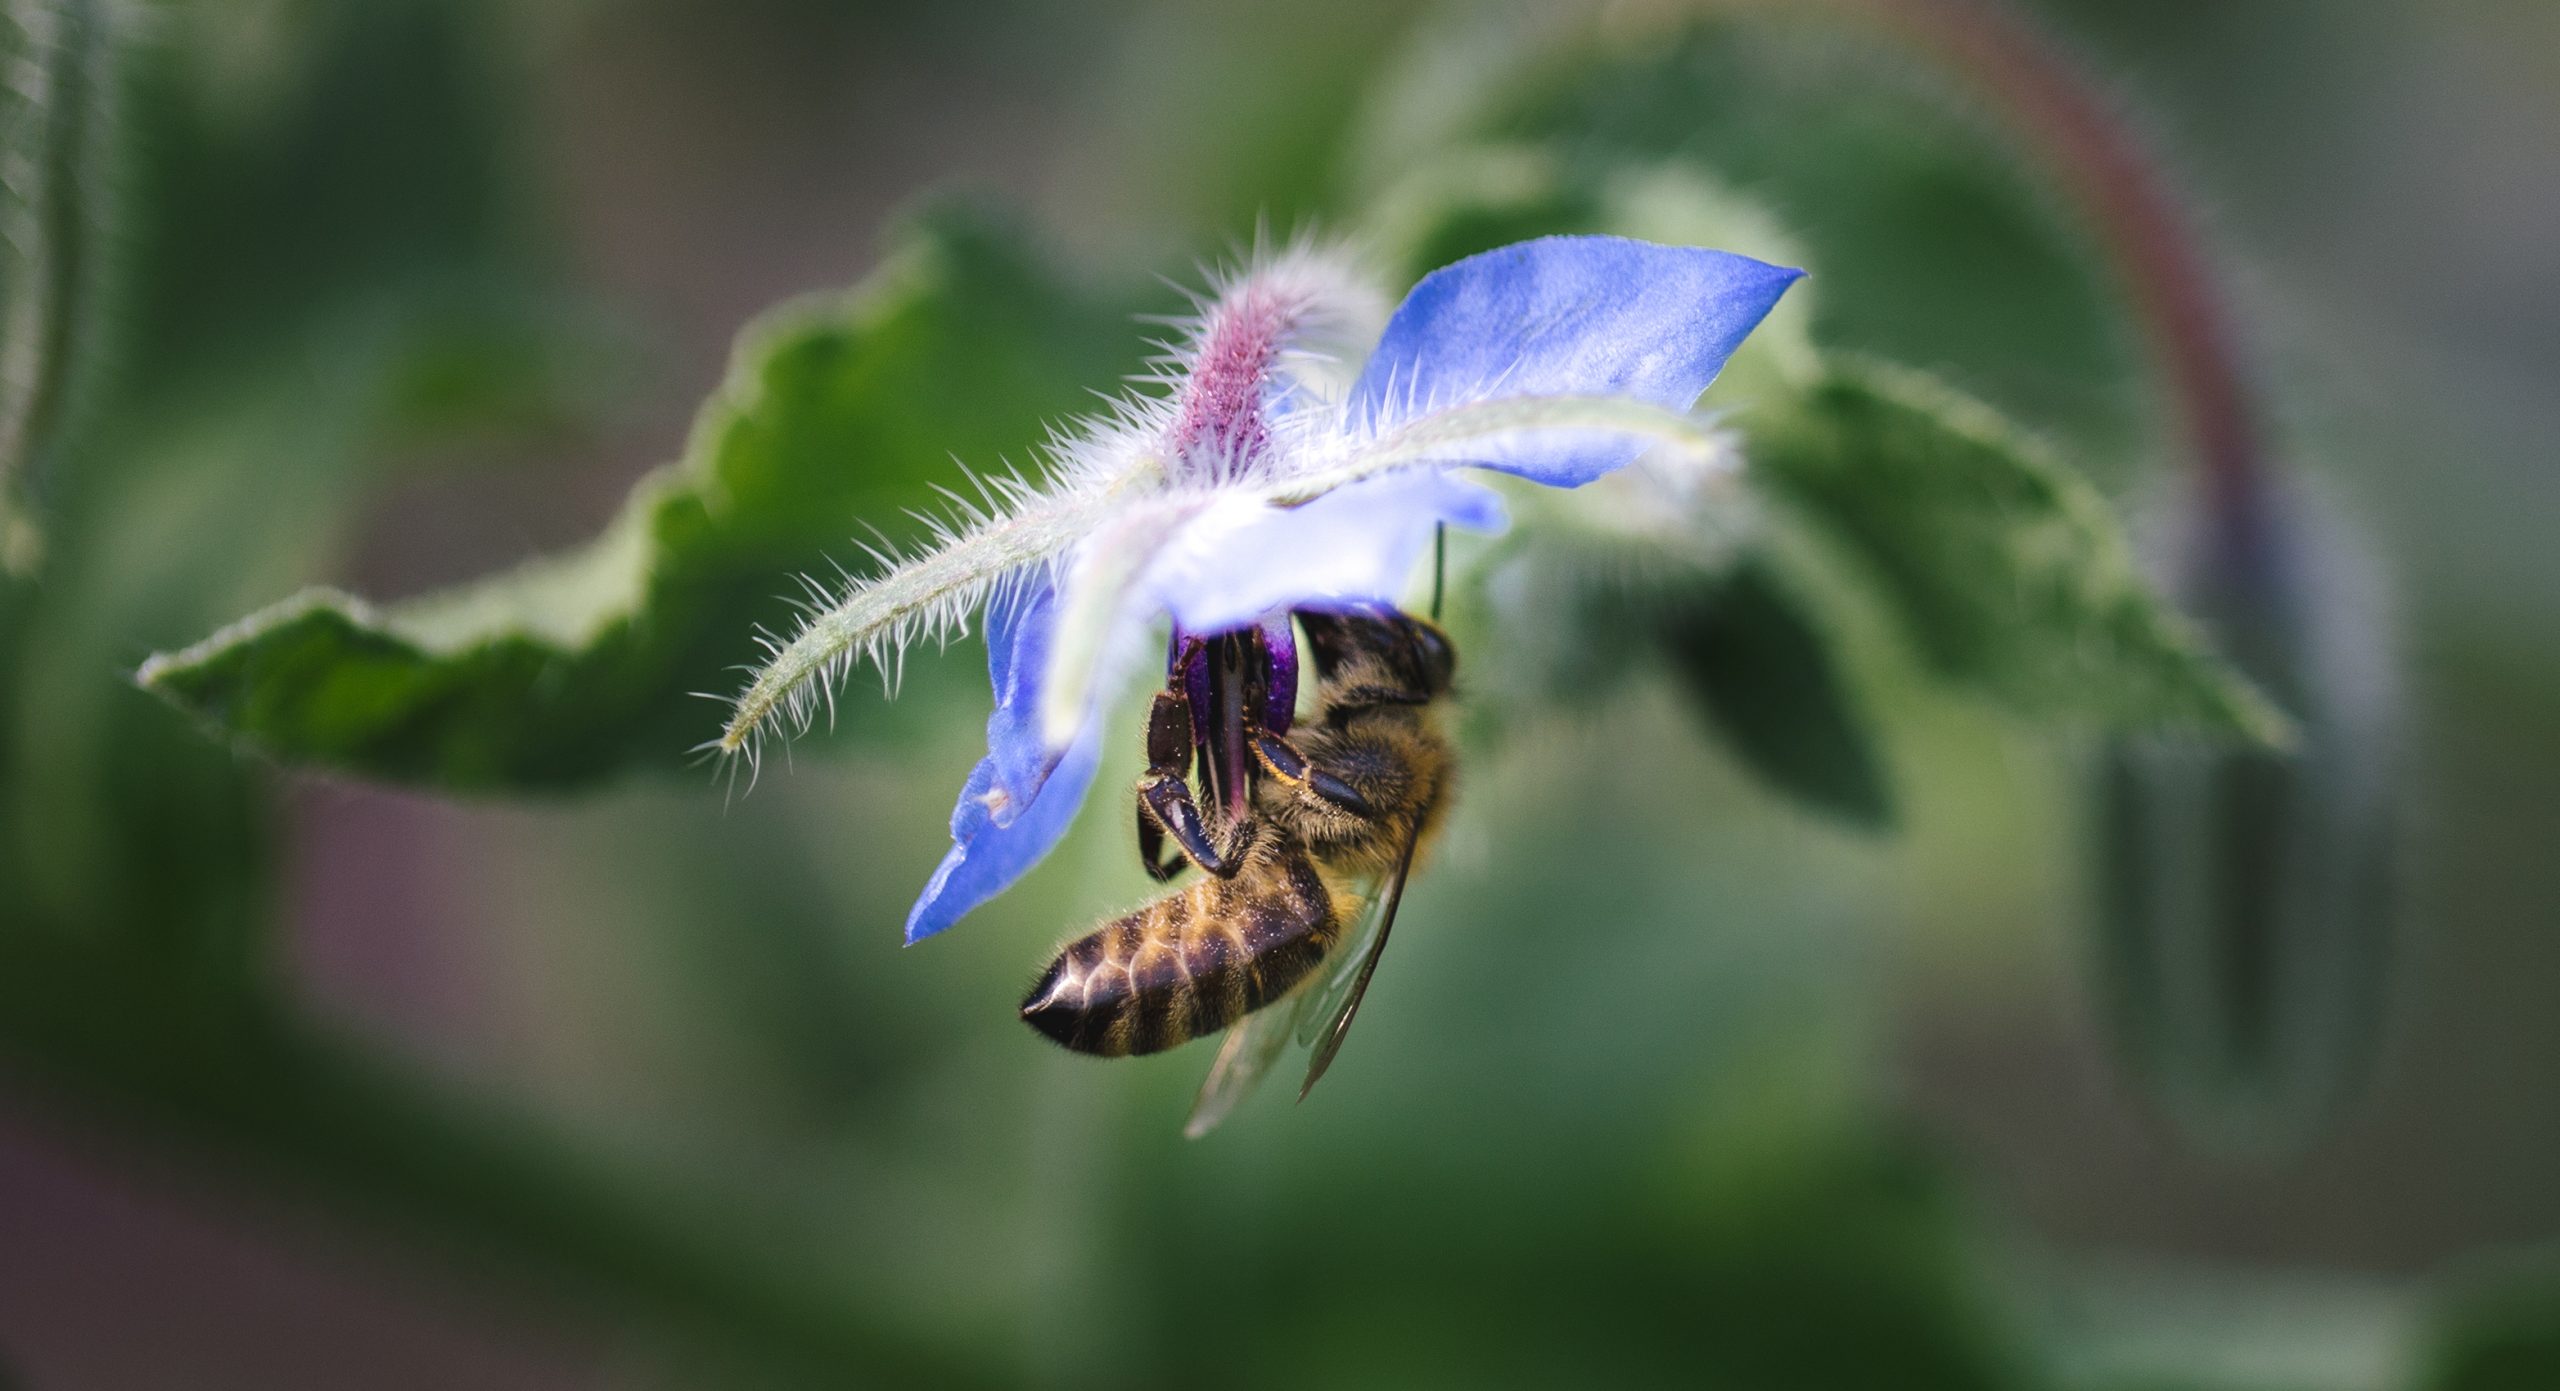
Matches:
[[1428, 522, 1447, 624]]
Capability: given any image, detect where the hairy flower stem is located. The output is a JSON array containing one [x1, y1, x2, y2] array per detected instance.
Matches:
[[718, 478, 1143, 755]]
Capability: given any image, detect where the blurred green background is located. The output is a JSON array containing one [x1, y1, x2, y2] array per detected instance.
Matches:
[[2, 0, 2557, 1387]]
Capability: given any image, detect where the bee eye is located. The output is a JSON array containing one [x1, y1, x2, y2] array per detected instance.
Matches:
[[1412, 624, 1456, 690]]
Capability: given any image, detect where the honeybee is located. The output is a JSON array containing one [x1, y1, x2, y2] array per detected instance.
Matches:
[[1019, 608, 1456, 1132]]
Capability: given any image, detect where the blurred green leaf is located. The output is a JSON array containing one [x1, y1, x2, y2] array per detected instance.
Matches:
[[1660, 559, 1895, 830], [1664, 1136, 2031, 1391], [0, 0, 126, 574], [2422, 1265, 2560, 1391], [1743, 364, 2285, 744], [1357, 6, 2144, 467], [128, 0, 522, 385], [1357, 122, 2261, 778], [0, 0, 609, 968], [136, 208, 1148, 789], [1, 18, 1024, 1375]]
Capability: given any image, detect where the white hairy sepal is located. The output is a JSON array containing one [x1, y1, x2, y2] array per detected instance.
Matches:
[[716, 388, 1725, 763], [1035, 490, 1210, 748], [1277, 392, 1729, 501], [713, 238, 1375, 766]]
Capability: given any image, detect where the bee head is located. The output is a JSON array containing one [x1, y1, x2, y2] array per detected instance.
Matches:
[[1404, 619, 1456, 696], [1298, 608, 1456, 700]]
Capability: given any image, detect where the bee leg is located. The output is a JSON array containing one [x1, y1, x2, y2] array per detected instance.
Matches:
[[1251, 729, 1376, 821], [1138, 805, 1186, 882], [1140, 771, 1239, 877], [1137, 688, 1240, 878], [1137, 690, 1189, 881]]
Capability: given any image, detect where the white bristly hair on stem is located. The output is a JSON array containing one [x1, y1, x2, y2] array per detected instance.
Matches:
[[713, 434, 1160, 761], [711, 237, 1367, 769]]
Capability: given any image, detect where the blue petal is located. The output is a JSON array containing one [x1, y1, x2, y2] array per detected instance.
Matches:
[[904, 578, 1101, 943], [904, 726, 1101, 944], [981, 579, 1065, 810], [1148, 470, 1508, 635], [1349, 236, 1802, 487]]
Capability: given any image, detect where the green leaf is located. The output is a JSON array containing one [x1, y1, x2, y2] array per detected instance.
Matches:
[[2422, 1264, 2560, 1391], [1660, 560, 1895, 830], [128, 0, 531, 384], [136, 207, 1149, 789], [1355, 9, 2147, 465], [0, 0, 128, 575], [1742, 364, 2287, 744], [2, 0, 606, 966]]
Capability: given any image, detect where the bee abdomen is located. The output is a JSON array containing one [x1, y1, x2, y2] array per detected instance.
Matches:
[[1022, 854, 1337, 1057]]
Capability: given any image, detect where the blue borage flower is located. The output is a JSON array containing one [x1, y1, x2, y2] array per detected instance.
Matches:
[[715, 235, 1802, 942]]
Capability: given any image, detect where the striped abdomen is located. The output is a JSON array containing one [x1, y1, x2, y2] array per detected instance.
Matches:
[[1022, 838, 1338, 1057]]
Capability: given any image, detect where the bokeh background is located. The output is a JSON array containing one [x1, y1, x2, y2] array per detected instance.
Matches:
[[2, 0, 2556, 1386]]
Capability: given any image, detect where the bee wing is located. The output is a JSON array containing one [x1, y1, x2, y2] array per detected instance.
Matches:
[[1186, 801, 1436, 1131], [1183, 1003, 1297, 1139], [1298, 812, 1427, 1102], [1185, 854, 1403, 1137], [1288, 878, 1388, 1048]]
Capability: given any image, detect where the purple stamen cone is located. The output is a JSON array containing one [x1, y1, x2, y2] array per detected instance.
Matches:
[[1260, 613, 1297, 735], [1174, 628, 1214, 752]]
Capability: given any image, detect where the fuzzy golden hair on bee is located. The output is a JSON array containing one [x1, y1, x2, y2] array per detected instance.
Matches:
[[1020, 608, 1456, 1089], [1021, 824, 1343, 1057]]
